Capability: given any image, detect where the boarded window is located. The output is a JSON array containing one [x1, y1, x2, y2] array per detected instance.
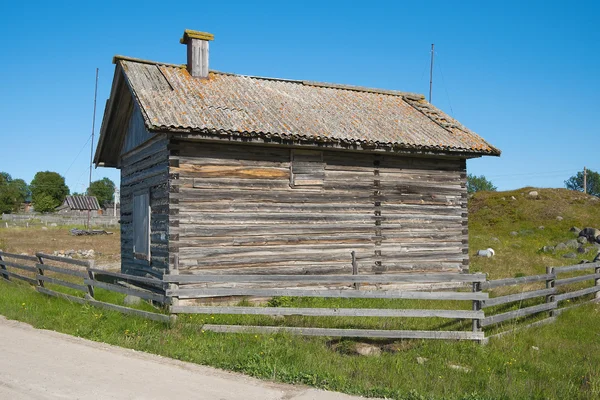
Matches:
[[133, 192, 150, 261], [290, 150, 324, 188]]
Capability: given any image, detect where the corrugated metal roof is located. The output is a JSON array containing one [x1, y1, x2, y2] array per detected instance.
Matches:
[[64, 196, 101, 211], [117, 57, 500, 156]]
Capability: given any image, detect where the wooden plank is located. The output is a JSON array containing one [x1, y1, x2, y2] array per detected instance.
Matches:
[[164, 273, 485, 284], [37, 275, 88, 292], [84, 279, 167, 303], [36, 287, 170, 323], [484, 317, 557, 343], [170, 306, 484, 319], [36, 253, 92, 267], [89, 269, 165, 287], [0, 270, 37, 285], [481, 274, 553, 290], [0, 260, 38, 273], [481, 302, 557, 327], [0, 252, 39, 262], [483, 288, 556, 308], [553, 262, 600, 273], [554, 286, 600, 302], [553, 298, 600, 316], [36, 263, 88, 278], [554, 273, 600, 287], [168, 288, 488, 301], [201, 325, 484, 340]]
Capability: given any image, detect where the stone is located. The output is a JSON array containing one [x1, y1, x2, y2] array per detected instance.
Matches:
[[490, 237, 500, 243], [510, 231, 518, 237], [510, 196, 517, 201], [531, 346, 539, 351], [50, 223, 57, 227], [580, 228, 600, 242], [570, 227, 581, 234], [555, 243, 567, 251], [577, 246, 588, 254], [556, 216, 564, 221], [528, 191, 539, 197], [123, 295, 142, 306], [448, 364, 471, 373], [501, 197, 506, 201], [563, 253, 577, 259], [353, 343, 381, 357], [477, 248, 495, 258], [41, 226, 48, 231], [577, 236, 588, 244], [416, 357, 428, 365], [538, 226, 545, 230], [541, 246, 554, 253], [566, 239, 579, 249]]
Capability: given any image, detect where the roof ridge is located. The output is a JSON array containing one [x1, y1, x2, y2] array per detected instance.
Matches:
[[114, 55, 426, 99]]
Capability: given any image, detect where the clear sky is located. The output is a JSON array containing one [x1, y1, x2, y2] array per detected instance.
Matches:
[[1, 0, 598, 193]]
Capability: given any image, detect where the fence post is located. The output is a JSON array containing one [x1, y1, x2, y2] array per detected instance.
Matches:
[[546, 266, 555, 317], [351, 251, 360, 290], [472, 281, 482, 336], [36, 254, 45, 288], [86, 260, 95, 299], [595, 264, 600, 300], [0, 252, 9, 281]]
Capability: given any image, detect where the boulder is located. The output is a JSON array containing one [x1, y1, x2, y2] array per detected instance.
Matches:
[[541, 246, 554, 253], [577, 246, 589, 254], [577, 236, 588, 244], [556, 216, 564, 221], [510, 196, 517, 201], [566, 239, 579, 249], [528, 191, 539, 197], [416, 357, 428, 365], [570, 227, 581, 234], [510, 231, 518, 237], [353, 343, 381, 357], [580, 228, 600, 243], [563, 253, 577, 259], [554, 243, 568, 251], [50, 223, 57, 227]]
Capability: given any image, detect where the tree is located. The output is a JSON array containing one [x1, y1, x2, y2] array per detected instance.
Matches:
[[565, 169, 600, 197], [87, 178, 115, 207], [0, 172, 30, 214], [467, 174, 497, 193], [30, 171, 69, 212]]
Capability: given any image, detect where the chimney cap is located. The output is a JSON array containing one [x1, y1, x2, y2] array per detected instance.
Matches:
[[180, 29, 214, 44]]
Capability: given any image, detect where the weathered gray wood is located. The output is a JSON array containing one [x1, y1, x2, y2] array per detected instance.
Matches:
[[0, 269, 37, 284], [483, 288, 556, 308], [170, 305, 484, 319], [36, 263, 88, 278], [481, 274, 554, 290], [89, 268, 165, 287], [84, 279, 167, 303], [1, 260, 38, 273], [35, 253, 92, 267], [201, 325, 484, 340], [481, 302, 557, 327], [0, 253, 7, 282], [0, 251, 39, 262], [553, 262, 600, 273], [163, 273, 485, 284], [554, 286, 600, 302], [36, 275, 88, 292], [483, 316, 557, 343], [553, 298, 600, 316], [168, 287, 488, 301], [36, 287, 170, 323], [554, 273, 600, 287]]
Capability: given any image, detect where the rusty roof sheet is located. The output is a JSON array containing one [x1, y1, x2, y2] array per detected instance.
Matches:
[[64, 196, 101, 211], [118, 58, 500, 155]]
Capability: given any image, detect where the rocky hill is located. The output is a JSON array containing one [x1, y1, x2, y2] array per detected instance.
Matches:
[[468, 188, 600, 279]]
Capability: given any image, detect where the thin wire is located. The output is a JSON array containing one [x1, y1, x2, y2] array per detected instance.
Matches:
[[436, 52, 454, 116], [63, 134, 93, 177]]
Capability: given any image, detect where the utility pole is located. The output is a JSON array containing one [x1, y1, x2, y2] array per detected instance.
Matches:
[[584, 166, 587, 194], [429, 44, 435, 103]]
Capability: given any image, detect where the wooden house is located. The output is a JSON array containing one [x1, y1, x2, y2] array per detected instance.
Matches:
[[94, 30, 500, 279], [56, 195, 102, 216]]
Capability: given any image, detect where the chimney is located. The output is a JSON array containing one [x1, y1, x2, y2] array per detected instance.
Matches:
[[180, 29, 214, 78]]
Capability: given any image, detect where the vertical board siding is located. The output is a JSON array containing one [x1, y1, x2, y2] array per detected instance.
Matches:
[[120, 126, 170, 278], [168, 140, 466, 277]]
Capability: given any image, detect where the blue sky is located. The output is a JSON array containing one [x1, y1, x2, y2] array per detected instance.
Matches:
[[1, 0, 598, 192]]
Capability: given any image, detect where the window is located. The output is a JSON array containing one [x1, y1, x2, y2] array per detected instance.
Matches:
[[290, 150, 324, 188], [133, 192, 150, 261]]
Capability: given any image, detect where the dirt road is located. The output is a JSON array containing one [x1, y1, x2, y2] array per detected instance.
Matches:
[[0, 317, 370, 400]]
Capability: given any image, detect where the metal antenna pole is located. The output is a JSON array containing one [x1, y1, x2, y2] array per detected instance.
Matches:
[[87, 68, 99, 231], [584, 166, 587, 194], [429, 44, 434, 103]]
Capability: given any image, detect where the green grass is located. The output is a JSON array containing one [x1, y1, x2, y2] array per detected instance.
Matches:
[[2, 278, 600, 400]]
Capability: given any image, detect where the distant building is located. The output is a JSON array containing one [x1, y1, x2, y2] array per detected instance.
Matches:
[[56, 195, 102, 216]]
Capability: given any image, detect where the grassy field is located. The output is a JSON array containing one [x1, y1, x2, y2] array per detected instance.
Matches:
[[1, 188, 600, 399]]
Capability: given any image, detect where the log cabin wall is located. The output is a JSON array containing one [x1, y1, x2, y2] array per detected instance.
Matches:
[[120, 133, 170, 278], [168, 139, 467, 276]]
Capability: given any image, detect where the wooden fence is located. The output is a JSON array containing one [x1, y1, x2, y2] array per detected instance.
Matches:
[[1, 249, 599, 342], [0, 251, 169, 323]]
